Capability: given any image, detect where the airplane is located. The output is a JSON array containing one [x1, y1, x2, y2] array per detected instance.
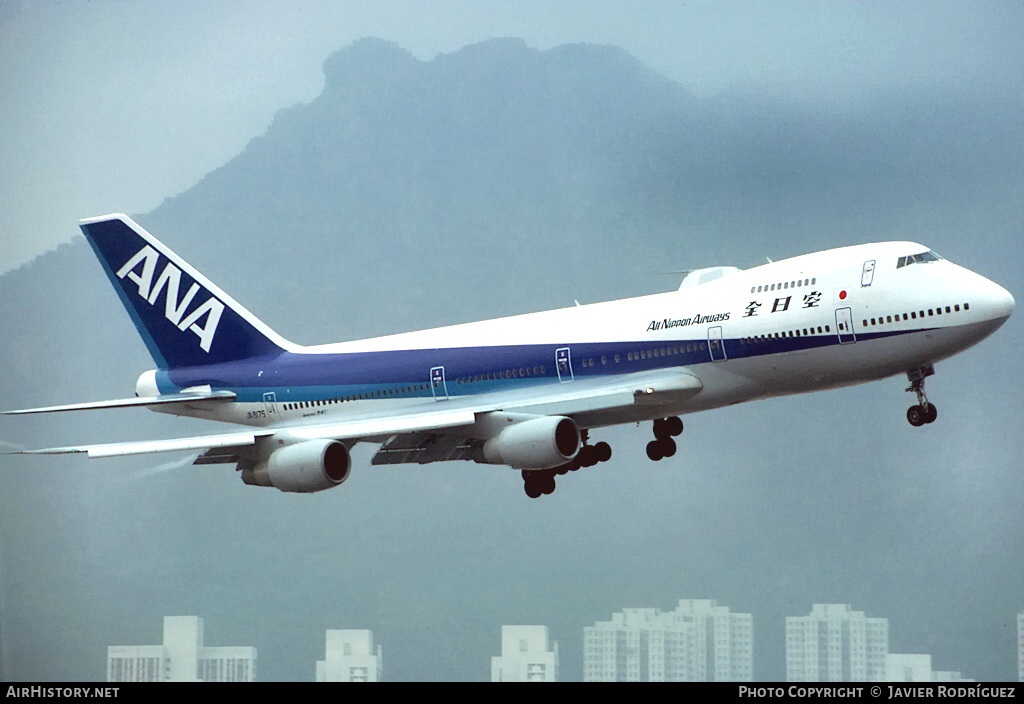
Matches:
[[4, 214, 1015, 498]]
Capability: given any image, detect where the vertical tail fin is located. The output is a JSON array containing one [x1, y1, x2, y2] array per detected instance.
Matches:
[[80, 214, 293, 369]]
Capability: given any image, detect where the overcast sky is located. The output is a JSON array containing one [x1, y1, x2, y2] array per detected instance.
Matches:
[[2, 1, 1022, 273]]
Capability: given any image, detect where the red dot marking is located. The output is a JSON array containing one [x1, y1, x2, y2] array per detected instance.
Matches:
[[839, 290, 847, 300]]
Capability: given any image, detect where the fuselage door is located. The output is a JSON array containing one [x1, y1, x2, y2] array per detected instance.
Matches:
[[861, 260, 876, 287], [262, 392, 278, 419], [835, 307, 857, 344], [555, 347, 573, 383], [708, 326, 727, 362], [430, 366, 449, 400]]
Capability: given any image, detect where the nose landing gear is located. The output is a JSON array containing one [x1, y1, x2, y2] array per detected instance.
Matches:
[[906, 365, 938, 427]]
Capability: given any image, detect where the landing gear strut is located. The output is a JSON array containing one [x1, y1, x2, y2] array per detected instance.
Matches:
[[646, 416, 683, 461], [906, 365, 938, 427], [522, 430, 612, 498]]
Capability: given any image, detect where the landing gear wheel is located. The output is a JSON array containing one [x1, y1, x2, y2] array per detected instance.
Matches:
[[523, 470, 556, 498], [666, 416, 683, 437], [653, 418, 669, 439], [578, 445, 599, 468], [646, 440, 664, 461], [594, 441, 612, 463], [659, 437, 677, 458], [923, 403, 937, 424], [907, 405, 925, 427], [653, 417, 684, 439]]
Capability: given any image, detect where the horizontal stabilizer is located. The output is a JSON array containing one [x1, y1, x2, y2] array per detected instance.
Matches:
[[3, 390, 237, 415]]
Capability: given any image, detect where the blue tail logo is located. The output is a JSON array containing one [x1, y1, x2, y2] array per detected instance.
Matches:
[[116, 244, 224, 353], [80, 215, 288, 369]]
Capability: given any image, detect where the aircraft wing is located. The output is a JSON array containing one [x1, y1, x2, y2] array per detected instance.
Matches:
[[2, 390, 237, 415], [11, 430, 271, 458], [7, 370, 701, 466], [502, 369, 702, 418], [370, 369, 703, 466], [6, 409, 478, 460]]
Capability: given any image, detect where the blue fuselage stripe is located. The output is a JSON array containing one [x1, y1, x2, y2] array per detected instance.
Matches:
[[155, 327, 932, 403]]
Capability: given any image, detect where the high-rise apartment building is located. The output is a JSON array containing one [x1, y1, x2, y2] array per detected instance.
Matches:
[[316, 629, 383, 682], [583, 598, 753, 682], [107, 616, 256, 682], [490, 625, 558, 682], [786, 604, 888, 682]]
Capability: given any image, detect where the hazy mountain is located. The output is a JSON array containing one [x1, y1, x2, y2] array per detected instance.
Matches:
[[1, 39, 1020, 681]]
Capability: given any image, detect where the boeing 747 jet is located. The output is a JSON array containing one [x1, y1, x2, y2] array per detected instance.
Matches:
[[5, 215, 1014, 498]]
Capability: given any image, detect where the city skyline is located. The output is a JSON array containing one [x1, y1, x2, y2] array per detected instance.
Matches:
[[96, 600, 1003, 682]]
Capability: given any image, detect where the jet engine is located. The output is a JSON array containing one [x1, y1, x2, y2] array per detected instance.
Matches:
[[482, 416, 580, 469], [241, 439, 351, 493]]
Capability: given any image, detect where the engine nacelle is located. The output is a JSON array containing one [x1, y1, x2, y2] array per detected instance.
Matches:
[[241, 439, 351, 493], [482, 416, 580, 469]]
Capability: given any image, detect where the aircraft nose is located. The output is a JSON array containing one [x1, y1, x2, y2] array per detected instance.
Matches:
[[990, 281, 1015, 320], [977, 276, 1015, 324]]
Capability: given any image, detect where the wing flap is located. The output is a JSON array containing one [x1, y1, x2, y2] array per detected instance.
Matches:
[[503, 370, 702, 416], [282, 409, 477, 442]]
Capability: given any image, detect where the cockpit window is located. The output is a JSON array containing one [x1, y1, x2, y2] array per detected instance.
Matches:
[[897, 251, 942, 269]]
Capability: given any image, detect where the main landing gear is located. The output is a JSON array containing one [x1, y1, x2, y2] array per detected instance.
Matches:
[[647, 416, 683, 461], [522, 430, 612, 498], [905, 365, 938, 427]]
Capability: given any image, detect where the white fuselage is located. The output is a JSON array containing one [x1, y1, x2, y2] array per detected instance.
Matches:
[[149, 241, 1014, 434]]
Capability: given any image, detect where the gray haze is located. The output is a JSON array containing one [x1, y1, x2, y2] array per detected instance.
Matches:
[[2, 4, 1023, 682]]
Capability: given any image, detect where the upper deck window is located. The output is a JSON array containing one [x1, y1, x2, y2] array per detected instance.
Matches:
[[897, 251, 942, 269]]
